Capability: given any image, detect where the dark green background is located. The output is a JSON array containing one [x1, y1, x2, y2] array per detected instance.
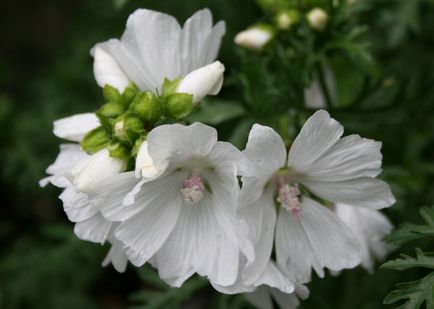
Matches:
[[1, 0, 433, 308]]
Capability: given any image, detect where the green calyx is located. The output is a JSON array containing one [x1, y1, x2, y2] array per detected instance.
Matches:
[[160, 77, 194, 119], [129, 92, 161, 123], [81, 126, 110, 154]]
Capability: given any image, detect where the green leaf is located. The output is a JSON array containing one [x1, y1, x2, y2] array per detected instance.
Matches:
[[383, 272, 434, 309], [185, 100, 245, 125], [385, 206, 434, 246], [382, 249, 434, 271]]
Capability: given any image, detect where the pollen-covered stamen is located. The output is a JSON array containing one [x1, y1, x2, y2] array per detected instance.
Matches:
[[181, 175, 205, 205], [277, 183, 301, 217]]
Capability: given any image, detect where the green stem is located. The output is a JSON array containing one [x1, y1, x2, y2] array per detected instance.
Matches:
[[316, 63, 333, 109]]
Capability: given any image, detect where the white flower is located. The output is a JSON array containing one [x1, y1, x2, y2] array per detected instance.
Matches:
[[176, 61, 225, 104], [335, 203, 394, 272], [91, 8, 225, 94], [41, 116, 130, 272], [234, 26, 273, 50], [306, 8, 328, 31], [98, 122, 254, 287], [240, 110, 395, 284]]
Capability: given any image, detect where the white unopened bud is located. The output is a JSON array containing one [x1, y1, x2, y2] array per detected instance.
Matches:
[[135, 141, 161, 178], [234, 26, 274, 50], [70, 148, 124, 192], [275, 10, 300, 30], [307, 8, 329, 31], [176, 61, 225, 104]]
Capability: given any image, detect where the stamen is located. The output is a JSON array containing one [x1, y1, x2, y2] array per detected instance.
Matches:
[[277, 183, 301, 217], [181, 175, 205, 205]]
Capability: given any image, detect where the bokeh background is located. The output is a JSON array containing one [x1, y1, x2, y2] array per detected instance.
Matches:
[[1, 0, 434, 308]]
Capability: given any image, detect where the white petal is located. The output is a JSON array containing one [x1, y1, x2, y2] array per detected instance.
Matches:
[[114, 173, 184, 267], [46, 144, 89, 176], [102, 228, 129, 273], [70, 149, 125, 193], [147, 123, 218, 170], [276, 197, 361, 283], [87, 171, 140, 221], [288, 110, 343, 173], [301, 177, 395, 209], [53, 113, 100, 142], [244, 124, 287, 178], [300, 135, 383, 181], [208, 141, 248, 176], [59, 185, 98, 222], [135, 141, 163, 178], [74, 213, 112, 244], [254, 262, 295, 294], [239, 187, 276, 285], [40, 144, 89, 187], [92, 46, 130, 92], [335, 203, 394, 271], [180, 8, 224, 72], [176, 61, 225, 104]]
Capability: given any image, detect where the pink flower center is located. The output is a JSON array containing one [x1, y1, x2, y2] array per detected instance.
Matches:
[[277, 182, 301, 217], [181, 175, 205, 205]]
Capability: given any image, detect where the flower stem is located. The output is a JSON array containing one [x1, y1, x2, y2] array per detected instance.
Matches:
[[316, 63, 333, 109]]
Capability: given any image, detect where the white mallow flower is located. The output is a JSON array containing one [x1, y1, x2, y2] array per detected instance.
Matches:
[[40, 115, 130, 272], [91, 8, 225, 95], [234, 26, 273, 50], [239, 110, 395, 284], [335, 203, 394, 272], [176, 61, 225, 104], [98, 122, 254, 287]]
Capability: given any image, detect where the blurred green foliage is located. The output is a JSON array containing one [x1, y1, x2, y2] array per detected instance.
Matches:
[[0, 0, 433, 308]]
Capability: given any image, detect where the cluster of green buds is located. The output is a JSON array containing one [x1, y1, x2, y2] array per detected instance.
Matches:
[[80, 78, 195, 167]]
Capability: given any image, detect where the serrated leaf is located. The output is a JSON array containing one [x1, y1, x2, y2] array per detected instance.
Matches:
[[383, 272, 434, 309], [385, 206, 434, 246], [382, 249, 434, 271]]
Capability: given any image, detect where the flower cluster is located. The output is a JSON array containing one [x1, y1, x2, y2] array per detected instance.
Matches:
[[41, 8, 395, 308]]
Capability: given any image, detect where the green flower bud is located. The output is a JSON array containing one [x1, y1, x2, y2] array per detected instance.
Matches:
[[129, 91, 161, 123], [113, 114, 145, 143], [103, 85, 121, 103], [163, 93, 194, 119], [97, 102, 125, 119], [120, 82, 140, 107], [108, 141, 131, 161], [81, 126, 110, 154]]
